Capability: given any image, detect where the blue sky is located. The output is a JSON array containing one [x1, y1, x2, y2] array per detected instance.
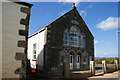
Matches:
[[27, 2, 118, 58]]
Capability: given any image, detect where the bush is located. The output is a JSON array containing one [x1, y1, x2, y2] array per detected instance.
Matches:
[[95, 57, 118, 64]]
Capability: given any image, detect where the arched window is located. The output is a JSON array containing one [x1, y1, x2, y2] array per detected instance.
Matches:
[[76, 53, 81, 69], [77, 54, 80, 63], [64, 30, 69, 45], [80, 34, 85, 48], [70, 26, 79, 47], [69, 51, 74, 69]]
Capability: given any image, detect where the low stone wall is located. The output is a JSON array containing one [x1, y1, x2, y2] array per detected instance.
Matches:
[[47, 60, 120, 78], [71, 60, 120, 78], [107, 68, 117, 73]]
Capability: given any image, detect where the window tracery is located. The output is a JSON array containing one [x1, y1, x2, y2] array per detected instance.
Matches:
[[63, 26, 85, 48]]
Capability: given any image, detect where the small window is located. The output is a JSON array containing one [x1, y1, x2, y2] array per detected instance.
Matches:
[[64, 30, 69, 45], [69, 55, 73, 63], [77, 55, 80, 63], [33, 43, 37, 59], [80, 34, 85, 48]]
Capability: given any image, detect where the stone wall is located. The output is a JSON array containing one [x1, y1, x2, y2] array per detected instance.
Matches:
[[44, 7, 94, 73], [2, 1, 32, 78]]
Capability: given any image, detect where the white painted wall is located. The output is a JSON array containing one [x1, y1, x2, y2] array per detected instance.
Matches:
[[2, 2, 28, 78], [28, 28, 47, 70]]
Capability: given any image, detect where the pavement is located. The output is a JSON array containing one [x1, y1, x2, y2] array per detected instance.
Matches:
[[26, 70, 120, 80], [88, 70, 120, 80]]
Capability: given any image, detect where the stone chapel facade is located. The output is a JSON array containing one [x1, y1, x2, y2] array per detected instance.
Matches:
[[28, 5, 94, 74]]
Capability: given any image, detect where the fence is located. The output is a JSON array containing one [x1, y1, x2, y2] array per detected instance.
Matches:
[[89, 59, 119, 76], [71, 59, 119, 78]]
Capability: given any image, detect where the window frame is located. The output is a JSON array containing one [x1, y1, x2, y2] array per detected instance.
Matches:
[[63, 26, 86, 48], [70, 26, 79, 47], [33, 43, 37, 59], [69, 55, 73, 63], [80, 33, 85, 48], [77, 55, 80, 63], [63, 30, 69, 46]]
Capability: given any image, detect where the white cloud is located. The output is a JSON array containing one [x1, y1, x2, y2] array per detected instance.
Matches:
[[58, 0, 80, 6], [94, 40, 98, 44], [79, 4, 93, 17], [87, 3, 94, 9], [80, 10, 87, 17], [88, 5, 92, 8], [96, 17, 118, 30]]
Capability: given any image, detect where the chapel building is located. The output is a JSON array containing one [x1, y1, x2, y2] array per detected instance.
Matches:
[[28, 4, 94, 74]]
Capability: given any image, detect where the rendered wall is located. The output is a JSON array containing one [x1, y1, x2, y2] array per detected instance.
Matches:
[[28, 28, 47, 70], [2, 2, 28, 78]]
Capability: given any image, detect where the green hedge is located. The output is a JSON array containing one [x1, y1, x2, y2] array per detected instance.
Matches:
[[95, 58, 118, 64]]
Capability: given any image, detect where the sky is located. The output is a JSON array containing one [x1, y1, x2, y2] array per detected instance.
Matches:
[[24, 2, 119, 58]]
